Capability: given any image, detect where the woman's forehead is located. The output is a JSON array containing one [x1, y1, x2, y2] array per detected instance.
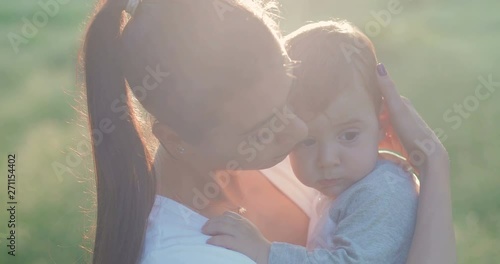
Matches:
[[216, 70, 292, 134]]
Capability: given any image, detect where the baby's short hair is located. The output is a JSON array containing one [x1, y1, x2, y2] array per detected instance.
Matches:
[[285, 20, 382, 119]]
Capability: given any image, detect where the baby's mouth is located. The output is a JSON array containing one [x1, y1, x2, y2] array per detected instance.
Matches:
[[316, 178, 341, 188]]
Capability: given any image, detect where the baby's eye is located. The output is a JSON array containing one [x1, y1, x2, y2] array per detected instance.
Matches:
[[299, 138, 316, 147], [339, 131, 359, 142]]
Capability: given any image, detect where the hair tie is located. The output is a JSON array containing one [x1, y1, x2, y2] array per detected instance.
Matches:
[[125, 0, 140, 15]]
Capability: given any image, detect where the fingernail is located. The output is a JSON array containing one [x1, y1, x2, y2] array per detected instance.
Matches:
[[377, 63, 387, 76]]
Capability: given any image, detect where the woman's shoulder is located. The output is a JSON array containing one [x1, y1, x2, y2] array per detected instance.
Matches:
[[139, 195, 255, 264]]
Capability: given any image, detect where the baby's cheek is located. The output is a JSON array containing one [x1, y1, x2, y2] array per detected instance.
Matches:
[[290, 152, 316, 186], [345, 146, 377, 180]]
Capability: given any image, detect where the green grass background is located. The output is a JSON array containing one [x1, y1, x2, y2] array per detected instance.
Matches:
[[0, 0, 498, 263]]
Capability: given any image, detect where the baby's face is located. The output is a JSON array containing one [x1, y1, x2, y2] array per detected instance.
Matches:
[[290, 80, 382, 198]]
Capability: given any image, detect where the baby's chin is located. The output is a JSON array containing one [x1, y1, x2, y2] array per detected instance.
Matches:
[[317, 185, 345, 199]]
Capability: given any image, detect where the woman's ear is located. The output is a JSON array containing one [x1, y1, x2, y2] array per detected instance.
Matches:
[[152, 121, 187, 159], [152, 121, 172, 146]]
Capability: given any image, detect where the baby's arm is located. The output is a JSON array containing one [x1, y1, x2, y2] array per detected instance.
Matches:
[[202, 164, 418, 264]]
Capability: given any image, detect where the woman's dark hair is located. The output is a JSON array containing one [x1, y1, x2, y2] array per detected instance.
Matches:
[[80, 0, 285, 263]]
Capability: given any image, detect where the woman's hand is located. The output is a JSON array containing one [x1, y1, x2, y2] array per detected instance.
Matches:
[[202, 211, 271, 264], [376, 63, 457, 264], [376, 63, 449, 177]]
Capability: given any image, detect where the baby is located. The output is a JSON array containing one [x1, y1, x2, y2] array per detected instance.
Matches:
[[203, 20, 419, 264]]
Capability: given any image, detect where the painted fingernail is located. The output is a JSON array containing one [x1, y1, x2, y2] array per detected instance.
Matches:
[[377, 63, 387, 76]]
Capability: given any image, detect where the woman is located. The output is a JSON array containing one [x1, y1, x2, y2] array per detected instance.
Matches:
[[81, 0, 456, 263]]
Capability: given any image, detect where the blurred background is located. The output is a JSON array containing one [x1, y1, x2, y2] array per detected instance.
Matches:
[[0, 0, 498, 263]]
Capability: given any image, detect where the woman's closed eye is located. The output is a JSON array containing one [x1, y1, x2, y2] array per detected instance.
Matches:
[[249, 126, 275, 145], [298, 137, 317, 147], [338, 130, 360, 142]]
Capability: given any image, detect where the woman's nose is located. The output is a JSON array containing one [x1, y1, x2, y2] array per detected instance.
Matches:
[[287, 114, 308, 144], [273, 111, 308, 149]]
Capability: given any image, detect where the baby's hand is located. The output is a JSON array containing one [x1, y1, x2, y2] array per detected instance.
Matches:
[[202, 211, 271, 264]]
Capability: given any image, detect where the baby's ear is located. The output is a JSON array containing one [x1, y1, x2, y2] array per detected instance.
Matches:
[[378, 125, 385, 142], [377, 101, 389, 143], [377, 99, 410, 162]]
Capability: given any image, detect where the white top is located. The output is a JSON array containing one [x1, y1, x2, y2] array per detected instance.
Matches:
[[260, 156, 319, 218], [139, 157, 318, 264]]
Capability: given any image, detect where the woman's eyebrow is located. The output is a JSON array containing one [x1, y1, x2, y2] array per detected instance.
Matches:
[[239, 113, 275, 136]]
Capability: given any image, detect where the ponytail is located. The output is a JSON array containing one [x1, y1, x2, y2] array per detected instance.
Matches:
[[82, 0, 156, 263]]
